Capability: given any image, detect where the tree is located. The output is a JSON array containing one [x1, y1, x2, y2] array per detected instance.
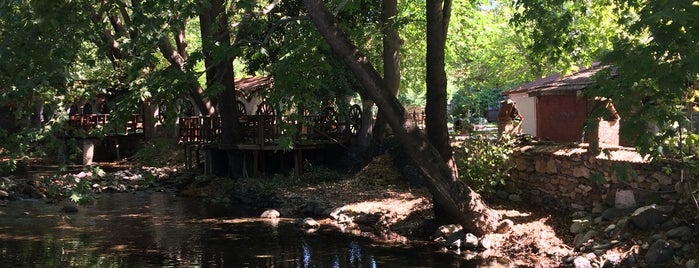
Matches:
[[303, 0, 499, 235]]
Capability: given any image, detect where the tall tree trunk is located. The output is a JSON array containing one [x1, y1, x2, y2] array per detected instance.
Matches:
[[200, 0, 244, 178], [425, 0, 452, 164], [371, 0, 401, 145], [426, 0, 457, 225], [303, 0, 499, 236]]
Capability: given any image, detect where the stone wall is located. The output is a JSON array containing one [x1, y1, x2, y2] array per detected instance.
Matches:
[[507, 143, 683, 211]]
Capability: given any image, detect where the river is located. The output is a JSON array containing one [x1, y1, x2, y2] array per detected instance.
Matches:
[[0, 191, 498, 267]]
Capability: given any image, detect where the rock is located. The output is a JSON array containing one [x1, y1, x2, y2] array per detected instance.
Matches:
[[336, 214, 352, 224], [614, 190, 636, 209], [574, 230, 599, 248], [479, 236, 493, 249], [570, 220, 589, 234], [573, 256, 592, 268], [666, 226, 693, 240], [60, 205, 79, 213], [495, 190, 509, 200], [299, 217, 320, 229], [355, 212, 382, 225], [462, 233, 479, 250], [0, 190, 8, 198], [591, 204, 605, 214], [572, 211, 587, 218], [630, 204, 670, 230], [445, 229, 465, 249], [260, 209, 280, 219], [601, 208, 627, 220], [496, 219, 513, 234], [644, 239, 674, 268], [686, 259, 697, 268], [508, 194, 522, 202], [604, 224, 616, 233], [434, 224, 462, 239]]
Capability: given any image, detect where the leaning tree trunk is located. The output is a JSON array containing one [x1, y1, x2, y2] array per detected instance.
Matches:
[[303, 0, 499, 236], [200, 0, 244, 178]]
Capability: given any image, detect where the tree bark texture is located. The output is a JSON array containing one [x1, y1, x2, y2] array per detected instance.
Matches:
[[200, 0, 244, 177], [372, 0, 401, 144], [425, 0, 453, 163], [303, 0, 499, 236]]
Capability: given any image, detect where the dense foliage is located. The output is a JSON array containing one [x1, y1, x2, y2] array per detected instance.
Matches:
[[454, 135, 516, 194]]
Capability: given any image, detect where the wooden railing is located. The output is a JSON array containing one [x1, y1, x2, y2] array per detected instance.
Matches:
[[68, 114, 143, 135], [178, 115, 353, 146]]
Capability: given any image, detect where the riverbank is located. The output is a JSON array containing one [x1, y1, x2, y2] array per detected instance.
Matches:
[[2, 153, 697, 267]]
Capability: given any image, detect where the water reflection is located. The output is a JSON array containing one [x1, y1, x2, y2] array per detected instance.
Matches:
[[0, 192, 490, 267]]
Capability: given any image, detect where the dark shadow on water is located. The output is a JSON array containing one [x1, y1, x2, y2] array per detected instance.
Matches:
[[0, 192, 505, 267]]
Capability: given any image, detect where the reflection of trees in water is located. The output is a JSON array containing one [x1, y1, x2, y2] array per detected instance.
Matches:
[[0, 194, 508, 267]]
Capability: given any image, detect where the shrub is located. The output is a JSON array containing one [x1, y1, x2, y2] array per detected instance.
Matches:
[[454, 135, 515, 194]]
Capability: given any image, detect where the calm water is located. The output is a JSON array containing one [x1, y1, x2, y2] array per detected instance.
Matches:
[[0, 192, 492, 267]]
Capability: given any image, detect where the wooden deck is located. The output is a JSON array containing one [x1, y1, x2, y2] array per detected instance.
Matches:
[[178, 105, 363, 176]]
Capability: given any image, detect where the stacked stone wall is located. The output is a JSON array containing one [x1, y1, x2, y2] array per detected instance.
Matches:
[[508, 144, 683, 211]]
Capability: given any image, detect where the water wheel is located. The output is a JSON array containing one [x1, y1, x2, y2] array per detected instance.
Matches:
[[348, 104, 362, 136], [317, 106, 337, 133], [256, 102, 276, 140], [236, 101, 247, 120]]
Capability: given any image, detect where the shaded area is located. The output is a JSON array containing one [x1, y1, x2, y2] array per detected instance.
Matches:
[[0, 192, 486, 267]]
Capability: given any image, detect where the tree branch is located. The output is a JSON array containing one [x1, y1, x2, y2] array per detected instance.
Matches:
[[233, 16, 309, 48]]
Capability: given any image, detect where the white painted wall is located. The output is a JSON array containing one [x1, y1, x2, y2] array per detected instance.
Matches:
[[508, 92, 537, 137]]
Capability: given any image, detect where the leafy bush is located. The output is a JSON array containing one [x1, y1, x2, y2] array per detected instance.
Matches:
[[454, 135, 516, 194]]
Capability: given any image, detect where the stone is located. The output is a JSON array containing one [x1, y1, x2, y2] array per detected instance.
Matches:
[[355, 212, 382, 225], [508, 194, 522, 202], [0, 190, 8, 198], [336, 214, 352, 224], [445, 229, 465, 249], [572, 211, 587, 218], [260, 209, 280, 219], [601, 208, 627, 220], [614, 190, 636, 209], [462, 233, 479, 250], [573, 167, 590, 178], [574, 230, 599, 248], [604, 224, 616, 233], [644, 239, 674, 268], [546, 159, 558, 174], [592, 204, 604, 214], [666, 226, 693, 240], [434, 224, 462, 239], [570, 221, 589, 234], [495, 190, 509, 200], [478, 236, 493, 249], [535, 159, 546, 173], [651, 172, 673, 185], [299, 217, 320, 229], [573, 256, 592, 268], [496, 219, 514, 234], [630, 204, 670, 230]]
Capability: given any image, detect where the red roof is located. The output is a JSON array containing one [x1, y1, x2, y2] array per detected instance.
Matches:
[[503, 63, 608, 96], [234, 76, 273, 100]]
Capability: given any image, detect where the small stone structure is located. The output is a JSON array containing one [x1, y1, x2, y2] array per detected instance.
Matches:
[[507, 143, 684, 211]]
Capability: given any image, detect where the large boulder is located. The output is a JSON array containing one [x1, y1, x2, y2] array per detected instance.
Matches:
[[629, 204, 670, 230], [644, 239, 674, 268], [260, 209, 280, 219]]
